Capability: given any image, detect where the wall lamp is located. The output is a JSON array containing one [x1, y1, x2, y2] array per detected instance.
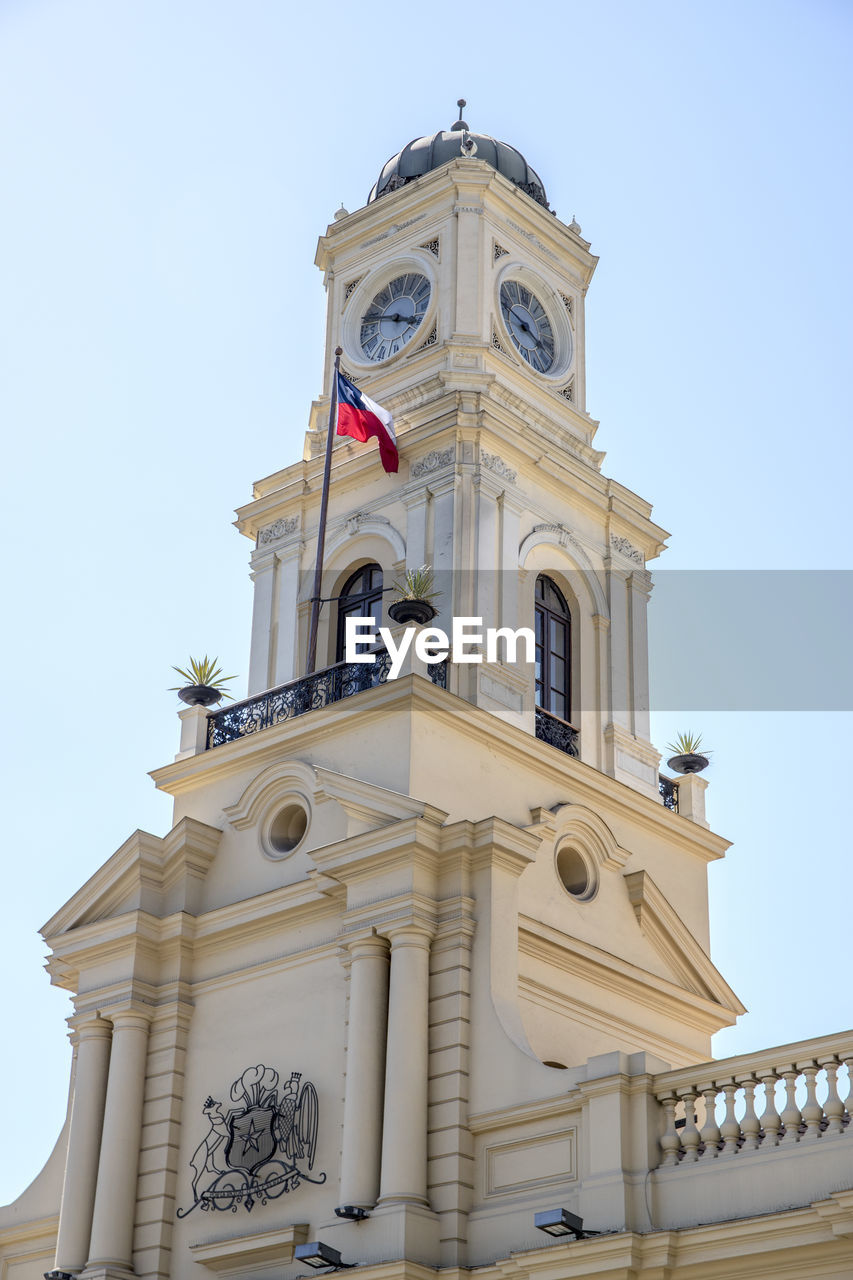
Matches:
[[335, 1205, 370, 1221], [534, 1208, 599, 1240], [294, 1242, 355, 1271]]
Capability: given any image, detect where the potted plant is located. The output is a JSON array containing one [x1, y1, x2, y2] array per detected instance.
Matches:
[[388, 566, 440, 625], [665, 731, 711, 774], [170, 655, 236, 707]]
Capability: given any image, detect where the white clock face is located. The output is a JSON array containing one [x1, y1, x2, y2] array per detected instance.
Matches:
[[360, 272, 431, 362], [499, 280, 556, 373]]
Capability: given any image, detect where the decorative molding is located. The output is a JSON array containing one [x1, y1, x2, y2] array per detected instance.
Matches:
[[557, 380, 574, 404], [420, 238, 439, 257], [624, 870, 745, 1012], [520, 524, 609, 618], [416, 323, 437, 351], [363, 212, 426, 247], [493, 242, 509, 262], [344, 277, 362, 301], [531, 521, 583, 554], [224, 760, 318, 832], [479, 672, 524, 714], [559, 291, 574, 314], [346, 510, 391, 537], [491, 328, 510, 356], [411, 448, 454, 478], [453, 204, 484, 215], [485, 1128, 576, 1197], [189, 1222, 310, 1271], [546, 803, 631, 872], [480, 450, 517, 485], [505, 218, 558, 261], [259, 516, 299, 545], [339, 365, 361, 384], [610, 534, 643, 565], [325, 513, 406, 562]]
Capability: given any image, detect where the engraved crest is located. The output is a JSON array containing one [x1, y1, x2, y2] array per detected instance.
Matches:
[[177, 1064, 325, 1218]]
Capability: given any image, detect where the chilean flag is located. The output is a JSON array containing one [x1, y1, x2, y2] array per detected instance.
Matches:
[[336, 371, 399, 474]]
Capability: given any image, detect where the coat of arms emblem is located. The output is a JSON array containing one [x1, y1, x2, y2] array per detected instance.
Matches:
[[177, 1063, 326, 1217]]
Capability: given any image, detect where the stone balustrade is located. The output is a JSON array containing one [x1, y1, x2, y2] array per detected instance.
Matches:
[[653, 1030, 853, 1167]]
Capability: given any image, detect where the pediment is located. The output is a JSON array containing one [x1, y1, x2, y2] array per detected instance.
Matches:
[[41, 817, 222, 936], [623, 869, 745, 1013]]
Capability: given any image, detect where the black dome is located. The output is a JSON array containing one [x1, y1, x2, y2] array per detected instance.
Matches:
[[368, 129, 549, 209]]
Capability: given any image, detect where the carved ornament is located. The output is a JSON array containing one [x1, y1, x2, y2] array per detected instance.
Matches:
[[610, 535, 644, 565], [480, 451, 518, 484], [259, 517, 298, 545], [411, 449, 454, 478]]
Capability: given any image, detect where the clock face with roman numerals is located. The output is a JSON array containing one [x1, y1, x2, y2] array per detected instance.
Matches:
[[360, 272, 431, 362], [499, 280, 556, 373]]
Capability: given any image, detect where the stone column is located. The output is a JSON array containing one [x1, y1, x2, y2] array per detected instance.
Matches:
[[53, 1016, 112, 1274], [338, 933, 390, 1209], [85, 1009, 151, 1275], [378, 923, 434, 1206]]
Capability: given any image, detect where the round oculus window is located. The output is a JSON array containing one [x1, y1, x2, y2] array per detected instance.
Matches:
[[555, 845, 597, 901], [266, 802, 309, 858]]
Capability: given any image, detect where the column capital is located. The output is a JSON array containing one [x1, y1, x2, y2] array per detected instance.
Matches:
[[105, 1004, 154, 1032], [384, 918, 436, 949], [68, 1013, 113, 1042], [340, 929, 391, 960]]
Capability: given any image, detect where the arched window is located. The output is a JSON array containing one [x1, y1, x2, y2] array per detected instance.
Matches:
[[535, 575, 571, 722], [336, 563, 384, 662]]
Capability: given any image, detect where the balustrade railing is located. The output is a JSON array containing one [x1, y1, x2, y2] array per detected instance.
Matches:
[[206, 652, 393, 749], [659, 774, 679, 812], [428, 659, 448, 688], [535, 707, 580, 757], [652, 1031, 853, 1167]]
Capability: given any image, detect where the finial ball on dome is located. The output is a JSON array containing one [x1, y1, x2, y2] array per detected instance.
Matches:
[[451, 97, 469, 131]]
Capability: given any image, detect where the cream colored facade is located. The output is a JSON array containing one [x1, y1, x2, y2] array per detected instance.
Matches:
[[2, 130, 851, 1280]]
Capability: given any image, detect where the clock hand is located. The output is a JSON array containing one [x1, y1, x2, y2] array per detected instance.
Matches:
[[362, 312, 418, 324]]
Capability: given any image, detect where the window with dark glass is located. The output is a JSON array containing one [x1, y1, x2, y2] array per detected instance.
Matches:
[[535, 575, 571, 722], [336, 563, 384, 662]]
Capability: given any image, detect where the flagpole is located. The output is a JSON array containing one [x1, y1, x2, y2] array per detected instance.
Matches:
[[305, 347, 342, 676]]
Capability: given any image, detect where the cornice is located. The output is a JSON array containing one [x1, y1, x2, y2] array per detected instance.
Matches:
[[518, 917, 740, 1031], [624, 870, 745, 1013], [316, 159, 597, 281], [151, 677, 731, 867], [468, 1089, 583, 1134]]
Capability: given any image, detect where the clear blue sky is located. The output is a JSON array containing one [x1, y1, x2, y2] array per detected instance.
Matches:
[[1, 0, 850, 1206]]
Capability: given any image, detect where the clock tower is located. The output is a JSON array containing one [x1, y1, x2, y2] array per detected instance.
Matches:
[[16, 110, 851, 1280], [243, 108, 669, 800]]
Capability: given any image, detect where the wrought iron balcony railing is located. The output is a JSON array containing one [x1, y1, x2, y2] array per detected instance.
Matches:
[[206, 654, 393, 749], [535, 706, 580, 757], [659, 774, 679, 812], [206, 653, 449, 750]]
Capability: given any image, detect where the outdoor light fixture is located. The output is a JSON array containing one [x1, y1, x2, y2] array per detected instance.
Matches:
[[534, 1208, 586, 1238], [294, 1242, 355, 1270], [335, 1204, 370, 1221]]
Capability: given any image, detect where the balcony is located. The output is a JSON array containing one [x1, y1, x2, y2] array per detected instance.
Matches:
[[206, 654, 448, 749], [659, 773, 679, 811], [535, 706, 580, 756]]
